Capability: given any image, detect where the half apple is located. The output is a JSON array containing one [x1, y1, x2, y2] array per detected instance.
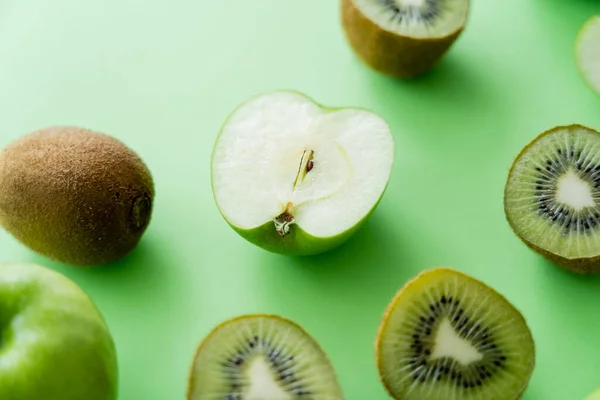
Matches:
[[576, 15, 600, 95], [211, 91, 395, 255]]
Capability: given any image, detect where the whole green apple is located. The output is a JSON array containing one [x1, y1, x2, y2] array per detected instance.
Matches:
[[211, 90, 395, 255], [0, 262, 117, 399]]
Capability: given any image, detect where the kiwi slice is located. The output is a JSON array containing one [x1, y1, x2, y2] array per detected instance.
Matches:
[[187, 314, 344, 400], [504, 124, 600, 274], [341, 0, 470, 78], [376, 268, 535, 400]]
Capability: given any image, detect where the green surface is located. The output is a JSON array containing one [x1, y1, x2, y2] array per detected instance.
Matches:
[[0, 0, 599, 399]]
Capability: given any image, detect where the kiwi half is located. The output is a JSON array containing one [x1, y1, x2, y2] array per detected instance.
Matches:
[[376, 268, 535, 400], [341, 0, 470, 78], [0, 126, 154, 267], [187, 314, 344, 400], [504, 124, 600, 274]]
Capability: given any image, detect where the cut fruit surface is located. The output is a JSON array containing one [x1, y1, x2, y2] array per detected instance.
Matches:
[[211, 90, 394, 255], [353, 0, 469, 39], [576, 16, 600, 95], [376, 268, 535, 400], [504, 125, 600, 274], [341, 0, 469, 78], [586, 388, 600, 400], [187, 314, 343, 400]]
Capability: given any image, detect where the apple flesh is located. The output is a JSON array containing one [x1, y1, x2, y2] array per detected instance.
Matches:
[[587, 389, 600, 400], [0, 262, 117, 400], [576, 16, 600, 96], [211, 90, 395, 255]]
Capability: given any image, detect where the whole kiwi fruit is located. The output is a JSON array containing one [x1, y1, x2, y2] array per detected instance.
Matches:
[[0, 126, 154, 267]]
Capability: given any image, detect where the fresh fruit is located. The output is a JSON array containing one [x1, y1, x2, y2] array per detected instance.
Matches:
[[586, 388, 600, 400], [376, 267, 535, 400], [0, 126, 154, 267], [341, 0, 470, 78], [0, 262, 117, 400], [187, 314, 343, 400], [575, 16, 600, 95], [211, 90, 394, 255], [504, 124, 600, 274]]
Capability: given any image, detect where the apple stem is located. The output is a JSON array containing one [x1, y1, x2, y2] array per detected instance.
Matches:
[[274, 202, 295, 237]]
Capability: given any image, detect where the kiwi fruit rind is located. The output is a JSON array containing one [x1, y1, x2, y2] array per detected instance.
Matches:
[[341, 0, 470, 78], [187, 314, 344, 400], [504, 124, 600, 274], [0, 126, 154, 267], [376, 267, 535, 400]]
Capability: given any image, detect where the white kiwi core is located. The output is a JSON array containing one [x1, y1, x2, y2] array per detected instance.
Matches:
[[576, 16, 600, 95], [211, 91, 394, 238], [245, 357, 291, 400], [557, 169, 594, 210], [396, 0, 426, 7], [354, 0, 469, 38], [430, 319, 482, 366]]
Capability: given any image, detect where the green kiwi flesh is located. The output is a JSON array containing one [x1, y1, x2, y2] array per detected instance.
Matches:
[[0, 126, 154, 267], [341, 0, 470, 78], [504, 124, 600, 274], [187, 314, 343, 400], [376, 268, 535, 400]]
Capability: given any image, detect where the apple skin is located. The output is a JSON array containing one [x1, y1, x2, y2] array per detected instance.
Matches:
[[0, 262, 117, 400], [211, 90, 393, 256], [229, 196, 384, 256]]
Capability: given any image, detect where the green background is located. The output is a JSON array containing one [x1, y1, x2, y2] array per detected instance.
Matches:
[[1, 0, 599, 399]]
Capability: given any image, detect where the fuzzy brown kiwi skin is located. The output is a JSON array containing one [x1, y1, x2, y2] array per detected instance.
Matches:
[[504, 124, 600, 275], [341, 0, 468, 79], [0, 126, 154, 267], [186, 314, 343, 400], [375, 267, 535, 400]]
